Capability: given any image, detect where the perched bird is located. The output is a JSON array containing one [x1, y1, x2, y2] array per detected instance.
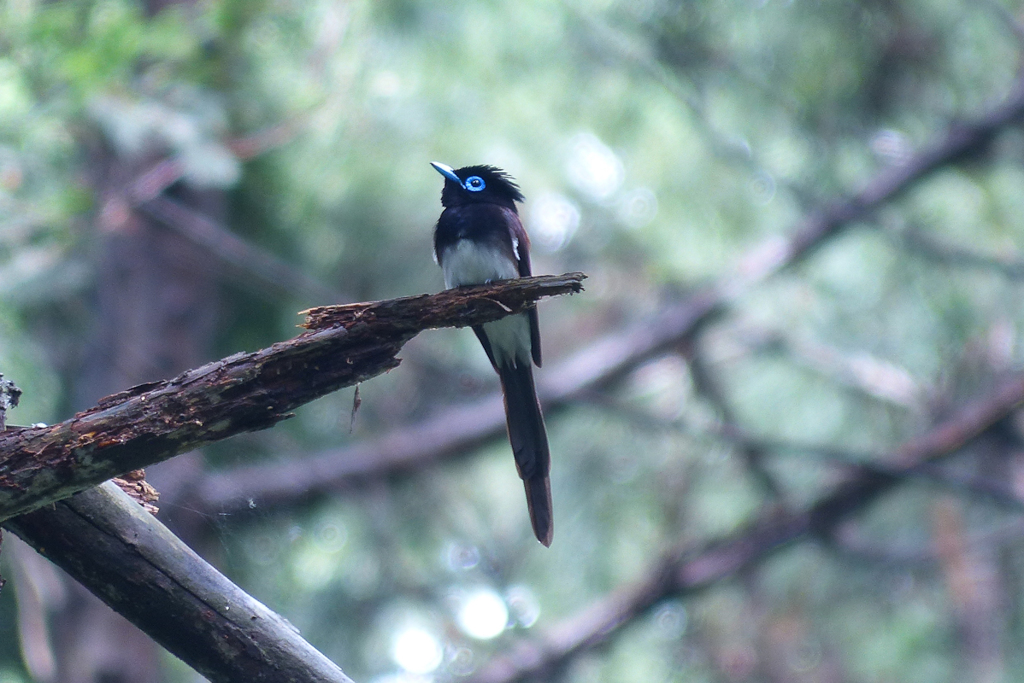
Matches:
[[430, 162, 553, 546]]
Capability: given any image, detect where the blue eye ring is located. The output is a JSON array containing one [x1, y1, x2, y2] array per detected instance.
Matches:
[[464, 176, 486, 192]]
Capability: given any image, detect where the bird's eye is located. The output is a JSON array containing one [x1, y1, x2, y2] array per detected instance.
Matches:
[[464, 176, 486, 192]]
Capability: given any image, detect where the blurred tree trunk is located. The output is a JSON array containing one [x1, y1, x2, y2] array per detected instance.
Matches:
[[50, 140, 222, 683], [41, 2, 223, 680]]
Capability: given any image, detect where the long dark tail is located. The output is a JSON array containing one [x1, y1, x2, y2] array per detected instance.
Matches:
[[498, 361, 553, 546]]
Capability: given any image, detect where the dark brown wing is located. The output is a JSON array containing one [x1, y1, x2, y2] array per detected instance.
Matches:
[[504, 208, 542, 367], [472, 325, 498, 372]]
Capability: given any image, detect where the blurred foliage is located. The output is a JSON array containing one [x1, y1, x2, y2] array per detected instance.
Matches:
[[5, 0, 1024, 682]]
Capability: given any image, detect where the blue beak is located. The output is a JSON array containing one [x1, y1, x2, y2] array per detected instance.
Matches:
[[430, 161, 463, 186]]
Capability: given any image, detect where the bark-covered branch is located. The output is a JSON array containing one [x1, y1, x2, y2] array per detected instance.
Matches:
[[5, 482, 354, 683], [469, 373, 1024, 683], [193, 78, 1024, 515], [0, 273, 585, 522]]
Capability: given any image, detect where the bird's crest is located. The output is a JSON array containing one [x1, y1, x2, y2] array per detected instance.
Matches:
[[432, 163, 525, 208]]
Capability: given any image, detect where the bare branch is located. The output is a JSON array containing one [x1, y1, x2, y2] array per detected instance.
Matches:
[[469, 373, 1024, 683], [195, 79, 1024, 514], [5, 482, 355, 683], [0, 274, 585, 522]]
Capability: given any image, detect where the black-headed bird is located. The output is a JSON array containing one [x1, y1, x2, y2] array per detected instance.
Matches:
[[430, 162, 553, 546]]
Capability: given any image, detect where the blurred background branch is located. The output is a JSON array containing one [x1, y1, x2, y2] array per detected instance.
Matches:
[[5, 1, 1024, 682], [471, 372, 1024, 683], [190, 76, 1024, 518]]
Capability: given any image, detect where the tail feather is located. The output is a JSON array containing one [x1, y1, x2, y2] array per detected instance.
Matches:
[[498, 361, 553, 546], [523, 475, 553, 547]]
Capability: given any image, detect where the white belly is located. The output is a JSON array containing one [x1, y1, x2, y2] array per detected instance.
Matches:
[[441, 239, 518, 289], [482, 313, 532, 368], [440, 239, 530, 367]]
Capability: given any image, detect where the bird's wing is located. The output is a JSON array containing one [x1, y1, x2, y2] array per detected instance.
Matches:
[[472, 325, 499, 372], [504, 208, 542, 367]]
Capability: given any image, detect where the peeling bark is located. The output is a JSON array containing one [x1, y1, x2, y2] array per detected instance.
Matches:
[[0, 273, 585, 522]]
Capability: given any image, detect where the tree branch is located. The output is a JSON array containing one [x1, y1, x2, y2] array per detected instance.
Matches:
[[0, 273, 585, 522], [469, 373, 1024, 683], [194, 78, 1024, 514], [5, 482, 355, 683]]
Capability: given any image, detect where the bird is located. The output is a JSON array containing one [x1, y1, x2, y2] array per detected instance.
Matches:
[[430, 161, 553, 546]]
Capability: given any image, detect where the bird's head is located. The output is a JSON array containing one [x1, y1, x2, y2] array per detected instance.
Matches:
[[431, 162, 525, 210]]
